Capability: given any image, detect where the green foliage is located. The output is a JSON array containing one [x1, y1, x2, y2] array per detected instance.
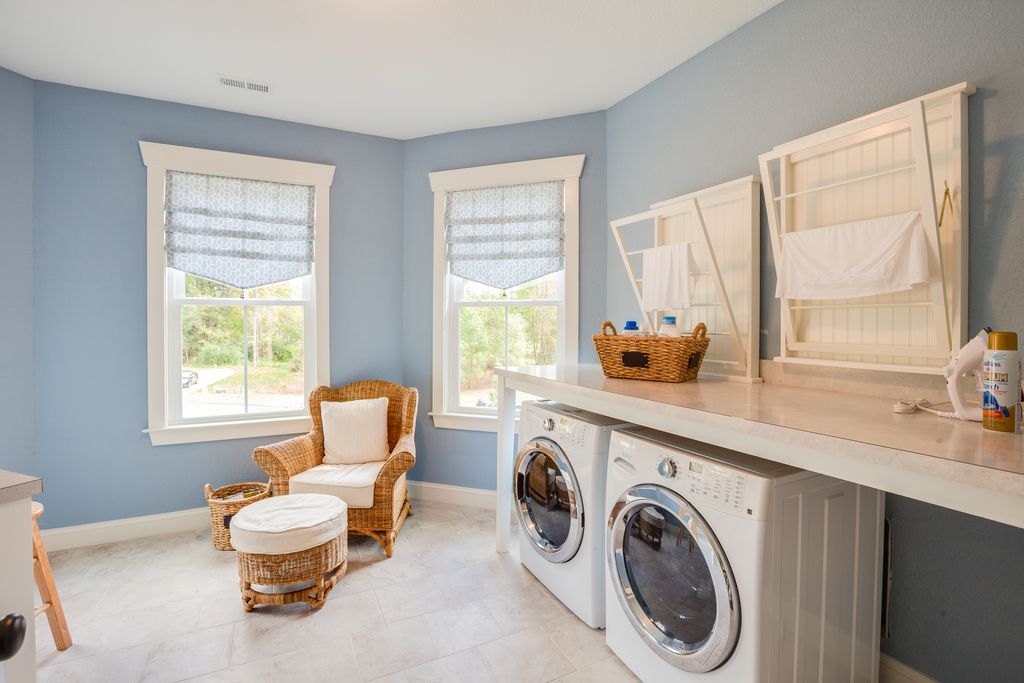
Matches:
[[196, 344, 244, 367], [181, 275, 305, 370]]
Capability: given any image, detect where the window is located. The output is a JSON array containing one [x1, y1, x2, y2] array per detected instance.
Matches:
[[140, 142, 335, 445], [429, 155, 584, 432]]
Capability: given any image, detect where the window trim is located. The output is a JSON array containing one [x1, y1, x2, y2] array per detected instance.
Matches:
[[428, 154, 584, 432], [139, 141, 335, 446]]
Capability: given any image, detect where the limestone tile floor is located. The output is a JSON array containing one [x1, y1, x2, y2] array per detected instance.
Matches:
[[35, 500, 639, 682]]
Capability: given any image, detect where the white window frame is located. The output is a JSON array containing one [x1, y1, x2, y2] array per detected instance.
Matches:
[[428, 155, 584, 432], [140, 141, 335, 445]]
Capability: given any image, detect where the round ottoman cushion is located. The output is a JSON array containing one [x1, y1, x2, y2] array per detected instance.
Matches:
[[230, 493, 347, 555]]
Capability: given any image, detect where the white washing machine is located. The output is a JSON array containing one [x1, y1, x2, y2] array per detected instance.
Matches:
[[605, 426, 884, 682], [514, 401, 631, 628]]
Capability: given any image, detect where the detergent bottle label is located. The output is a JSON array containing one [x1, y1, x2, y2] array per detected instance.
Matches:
[[982, 349, 1021, 433]]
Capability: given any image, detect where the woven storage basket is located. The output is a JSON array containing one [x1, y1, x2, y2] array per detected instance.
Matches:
[[593, 321, 709, 383], [204, 481, 271, 551]]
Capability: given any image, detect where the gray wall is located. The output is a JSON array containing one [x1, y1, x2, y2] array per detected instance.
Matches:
[[402, 113, 607, 490], [30, 83, 405, 528], [0, 67, 34, 476], [603, 1, 1024, 680]]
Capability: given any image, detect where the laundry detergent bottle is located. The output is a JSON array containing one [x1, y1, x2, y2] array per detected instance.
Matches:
[[982, 331, 1021, 433]]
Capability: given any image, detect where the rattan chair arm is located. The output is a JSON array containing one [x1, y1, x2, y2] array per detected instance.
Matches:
[[252, 433, 320, 496]]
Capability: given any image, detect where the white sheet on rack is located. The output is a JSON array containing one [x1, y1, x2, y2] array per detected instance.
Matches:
[[776, 211, 930, 300], [641, 242, 698, 312]]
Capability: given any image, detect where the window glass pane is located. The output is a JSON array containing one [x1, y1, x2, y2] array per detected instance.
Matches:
[[249, 276, 307, 301], [183, 273, 242, 299], [508, 273, 558, 301], [458, 306, 505, 409], [460, 272, 559, 302], [508, 306, 558, 367], [247, 306, 306, 414], [181, 304, 245, 418]]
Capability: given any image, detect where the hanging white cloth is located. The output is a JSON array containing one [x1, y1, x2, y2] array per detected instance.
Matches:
[[776, 211, 930, 300], [641, 242, 698, 312]]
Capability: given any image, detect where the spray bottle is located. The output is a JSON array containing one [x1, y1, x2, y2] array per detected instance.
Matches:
[[982, 331, 1021, 433]]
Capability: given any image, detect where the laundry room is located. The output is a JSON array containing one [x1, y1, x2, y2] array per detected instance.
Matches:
[[2, 1, 1024, 683]]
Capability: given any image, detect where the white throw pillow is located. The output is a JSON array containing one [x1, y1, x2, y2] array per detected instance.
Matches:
[[321, 397, 390, 465]]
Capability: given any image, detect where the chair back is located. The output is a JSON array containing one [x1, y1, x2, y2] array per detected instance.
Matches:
[[308, 381, 418, 453]]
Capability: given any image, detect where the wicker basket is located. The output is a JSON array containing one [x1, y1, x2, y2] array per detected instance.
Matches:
[[594, 321, 709, 383], [204, 481, 271, 551]]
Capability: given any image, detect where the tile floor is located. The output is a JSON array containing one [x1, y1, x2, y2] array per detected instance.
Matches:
[[35, 500, 639, 682]]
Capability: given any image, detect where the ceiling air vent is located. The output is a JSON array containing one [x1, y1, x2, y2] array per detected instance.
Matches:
[[218, 75, 271, 94]]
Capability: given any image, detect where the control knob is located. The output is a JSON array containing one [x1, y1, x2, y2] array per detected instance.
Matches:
[[657, 457, 678, 479], [542, 418, 555, 431]]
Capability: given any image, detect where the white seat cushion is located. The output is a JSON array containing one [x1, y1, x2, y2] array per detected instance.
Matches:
[[289, 462, 385, 509], [321, 397, 391, 465], [230, 493, 347, 555]]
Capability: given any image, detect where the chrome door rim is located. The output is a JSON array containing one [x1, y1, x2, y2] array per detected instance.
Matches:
[[607, 484, 740, 672], [514, 438, 584, 563]]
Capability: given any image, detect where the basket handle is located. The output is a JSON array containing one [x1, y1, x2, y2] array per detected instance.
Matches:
[[601, 321, 618, 336], [204, 483, 214, 501], [691, 322, 708, 340]]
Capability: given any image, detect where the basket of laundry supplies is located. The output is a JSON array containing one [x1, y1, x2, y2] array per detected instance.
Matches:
[[593, 321, 709, 383], [204, 481, 271, 550]]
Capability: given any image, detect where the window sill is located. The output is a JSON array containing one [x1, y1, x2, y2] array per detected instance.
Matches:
[[145, 415, 312, 446], [429, 411, 520, 433]]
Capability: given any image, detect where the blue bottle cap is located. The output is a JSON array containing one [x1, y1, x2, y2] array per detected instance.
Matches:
[[623, 320, 639, 330], [662, 316, 677, 324]]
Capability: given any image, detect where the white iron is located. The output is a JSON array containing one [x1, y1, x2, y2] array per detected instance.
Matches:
[[894, 328, 991, 420]]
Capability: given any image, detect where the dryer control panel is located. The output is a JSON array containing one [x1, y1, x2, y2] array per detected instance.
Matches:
[[683, 460, 748, 513], [609, 429, 776, 521]]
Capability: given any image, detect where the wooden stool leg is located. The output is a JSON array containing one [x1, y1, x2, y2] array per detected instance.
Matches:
[[32, 519, 72, 651]]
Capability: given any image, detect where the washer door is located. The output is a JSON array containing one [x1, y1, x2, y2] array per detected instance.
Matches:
[[514, 438, 584, 563], [607, 484, 740, 672]]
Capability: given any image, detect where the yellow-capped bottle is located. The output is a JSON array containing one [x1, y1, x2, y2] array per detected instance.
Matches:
[[982, 331, 1021, 433]]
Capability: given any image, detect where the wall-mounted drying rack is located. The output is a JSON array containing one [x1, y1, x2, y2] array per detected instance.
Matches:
[[611, 176, 761, 382], [759, 82, 973, 375]]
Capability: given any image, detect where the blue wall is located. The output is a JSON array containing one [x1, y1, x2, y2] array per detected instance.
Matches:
[[30, 83, 404, 528], [402, 113, 607, 490], [0, 68, 35, 476], [603, 1, 1024, 680]]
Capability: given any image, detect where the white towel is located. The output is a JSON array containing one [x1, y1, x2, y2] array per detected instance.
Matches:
[[641, 243, 698, 312], [776, 211, 930, 300]]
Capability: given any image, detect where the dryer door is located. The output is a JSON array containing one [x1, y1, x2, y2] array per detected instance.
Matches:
[[514, 438, 584, 563], [608, 484, 740, 672]]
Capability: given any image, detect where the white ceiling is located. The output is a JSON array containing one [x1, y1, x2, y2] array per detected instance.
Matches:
[[0, 0, 780, 140]]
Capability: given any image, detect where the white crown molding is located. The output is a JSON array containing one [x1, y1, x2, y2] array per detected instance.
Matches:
[[429, 154, 585, 192]]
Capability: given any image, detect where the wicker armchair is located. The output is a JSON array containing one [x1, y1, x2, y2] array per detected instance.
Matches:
[[252, 381, 417, 557]]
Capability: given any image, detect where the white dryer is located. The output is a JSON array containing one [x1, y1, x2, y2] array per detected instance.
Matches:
[[605, 426, 883, 682], [515, 401, 631, 628]]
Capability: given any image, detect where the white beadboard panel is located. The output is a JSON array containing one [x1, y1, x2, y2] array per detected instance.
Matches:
[[761, 84, 971, 374], [611, 176, 761, 381]]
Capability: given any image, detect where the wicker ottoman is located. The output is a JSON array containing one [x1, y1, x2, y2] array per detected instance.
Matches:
[[229, 493, 348, 611]]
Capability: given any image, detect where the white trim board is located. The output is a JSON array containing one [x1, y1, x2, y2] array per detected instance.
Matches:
[[407, 480, 495, 510], [39, 481, 496, 551], [41, 506, 209, 552], [879, 654, 938, 683]]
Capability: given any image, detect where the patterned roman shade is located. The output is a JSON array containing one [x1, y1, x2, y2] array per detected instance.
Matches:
[[164, 170, 315, 290], [445, 180, 565, 291]]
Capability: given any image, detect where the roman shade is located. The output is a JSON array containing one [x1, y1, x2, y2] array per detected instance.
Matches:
[[445, 180, 565, 291], [164, 170, 315, 290]]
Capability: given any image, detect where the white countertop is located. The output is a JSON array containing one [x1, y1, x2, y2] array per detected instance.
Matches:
[[494, 365, 1024, 533]]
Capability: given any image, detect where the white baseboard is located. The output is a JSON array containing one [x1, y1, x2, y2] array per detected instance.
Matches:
[[39, 481, 493, 552], [879, 654, 937, 683], [407, 480, 495, 510], [41, 506, 209, 552]]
